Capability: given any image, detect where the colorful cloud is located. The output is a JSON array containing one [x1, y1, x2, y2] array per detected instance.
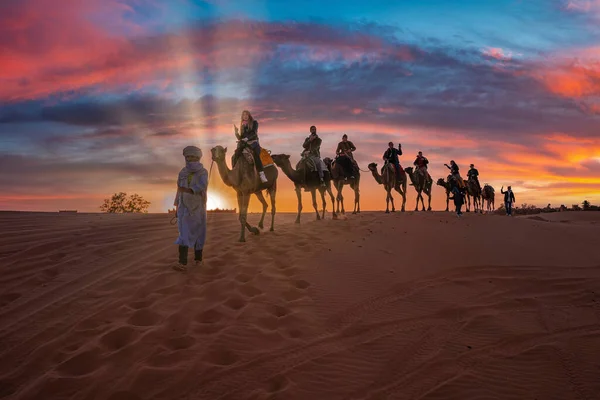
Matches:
[[1, 0, 599, 212]]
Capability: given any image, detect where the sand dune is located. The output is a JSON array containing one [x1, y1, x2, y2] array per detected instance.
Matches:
[[1, 210, 599, 399]]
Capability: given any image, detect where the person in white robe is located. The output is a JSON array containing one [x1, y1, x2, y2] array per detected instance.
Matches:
[[173, 146, 208, 271]]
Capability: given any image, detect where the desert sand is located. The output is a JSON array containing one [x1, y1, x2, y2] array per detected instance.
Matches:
[[1, 210, 600, 400]]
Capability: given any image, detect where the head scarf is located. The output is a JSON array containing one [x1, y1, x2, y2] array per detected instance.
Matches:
[[183, 146, 202, 159], [182, 146, 204, 173]]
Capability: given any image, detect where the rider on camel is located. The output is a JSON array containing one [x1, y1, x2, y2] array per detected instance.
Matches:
[[444, 160, 465, 188], [336, 134, 358, 179], [302, 125, 325, 185], [234, 110, 268, 183], [383, 142, 403, 180], [413, 151, 432, 184], [467, 164, 481, 191]]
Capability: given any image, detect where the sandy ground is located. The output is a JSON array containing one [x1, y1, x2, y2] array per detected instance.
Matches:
[[1, 210, 600, 400]]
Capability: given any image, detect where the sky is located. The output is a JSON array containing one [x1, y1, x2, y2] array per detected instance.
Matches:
[[1, 0, 599, 213]]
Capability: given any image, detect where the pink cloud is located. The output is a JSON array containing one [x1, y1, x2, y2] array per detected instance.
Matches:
[[0, 1, 418, 102], [565, 0, 600, 15], [482, 47, 512, 61]]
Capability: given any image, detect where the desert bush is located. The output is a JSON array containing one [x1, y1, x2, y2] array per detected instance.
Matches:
[[100, 192, 150, 213]]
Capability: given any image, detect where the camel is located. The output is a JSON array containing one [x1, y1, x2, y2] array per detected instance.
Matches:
[[210, 145, 278, 242], [323, 157, 360, 214], [465, 178, 482, 213], [436, 177, 453, 212], [368, 162, 406, 213], [403, 167, 432, 211], [271, 154, 337, 223], [482, 184, 495, 212]]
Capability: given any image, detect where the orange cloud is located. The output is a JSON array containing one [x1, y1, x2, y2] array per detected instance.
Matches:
[[0, 2, 417, 101]]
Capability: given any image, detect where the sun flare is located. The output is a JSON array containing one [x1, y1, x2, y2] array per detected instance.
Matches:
[[206, 193, 226, 211]]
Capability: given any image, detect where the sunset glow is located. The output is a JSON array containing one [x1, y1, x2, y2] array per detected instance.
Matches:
[[1, 0, 599, 213]]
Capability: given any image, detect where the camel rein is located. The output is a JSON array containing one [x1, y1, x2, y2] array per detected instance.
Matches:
[[170, 160, 215, 225]]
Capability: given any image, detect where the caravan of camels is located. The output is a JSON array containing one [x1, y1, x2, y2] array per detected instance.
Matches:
[[177, 110, 503, 245]]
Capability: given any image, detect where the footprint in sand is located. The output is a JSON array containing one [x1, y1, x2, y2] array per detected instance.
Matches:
[[285, 328, 304, 339], [99, 326, 140, 351], [238, 283, 263, 298], [223, 296, 247, 311], [281, 268, 297, 278], [127, 309, 161, 327], [235, 273, 253, 283], [195, 308, 224, 324], [268, 304, 291, 318], [165, 335, 196, 351], [282, 289, 305, 302], [257, 315, 279, 331], [294, 280, 311, 289], [56, 348, 102, 377], [129, 299, 155, 310], [204, 346, 239, 366], [75, 318, 110, 332], [267, 375, 291, 394]]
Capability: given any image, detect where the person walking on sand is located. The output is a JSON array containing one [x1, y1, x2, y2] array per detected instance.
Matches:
[[449, 185, 465, 217], [173, 145, 208, 271], [501, 185, 516, 216]]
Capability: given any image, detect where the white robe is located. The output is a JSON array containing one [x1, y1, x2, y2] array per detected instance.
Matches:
[[175, 164, 208, 250]]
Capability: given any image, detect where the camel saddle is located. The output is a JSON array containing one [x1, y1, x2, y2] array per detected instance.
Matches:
[[297, 155, 327, 173], [240, 146, 274, 168], [382, 162, 406, 181]]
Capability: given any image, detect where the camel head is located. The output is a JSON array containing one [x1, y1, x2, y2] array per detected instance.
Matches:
[[210, 145, 228, 162], [367, 162, 378, 171], [271, 154, 290, 167], [404, 166, 414, 176], [436, 178, 446, 186], [323, 157, 333, 168]]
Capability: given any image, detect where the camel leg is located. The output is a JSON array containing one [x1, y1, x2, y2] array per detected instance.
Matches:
[[398, 182, 406, 212], [414, 191, 419, 211], [445, 192, 449, 212], [466, 194, 471, 212], [427, 191, 432, 211], [337, 184, 345, 214], [319, 188, 326, 219], [254, 191, 268, 230], [237, 192, 247, 242], [354, 186, 360, 214], [390, 190, 396, 212], [334, 184, 340, 214], [311, 189, 320, 220], [327, 184, 337, 220], [385, 189, 391, 213], [421, 191, 426, 211], [241, 194, 260, 237], [269, 185, 276, 231], [295, 186, 302, 224]]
